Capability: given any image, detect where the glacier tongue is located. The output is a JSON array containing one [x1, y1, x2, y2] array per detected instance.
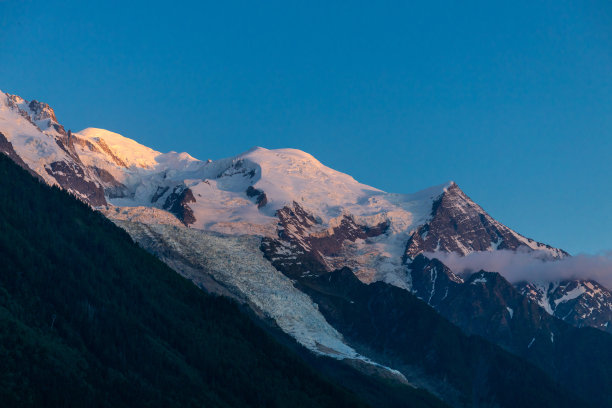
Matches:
[[111, 220, 406, 379]]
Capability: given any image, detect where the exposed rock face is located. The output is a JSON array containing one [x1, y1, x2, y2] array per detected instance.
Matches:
[[409, 255, 567, 356], [262, 201, 389, 278], [1, 93, 110, 206], [296, 267, 600, 408], [27, 99, 69, 136], [218, 158, 257, 179], [404, 183, 567, 260], [91, 167, 129, 198], [15, 96, 67, 135], [45, 161, 107, 206], [28, 100, 58, 123], [246, 185, 268, 208], [408, 255, 463, 308], [517, 280, 612, 334], [402, 183, 609, 334], [405, 255, 612, 407], [163, 185, 196, 225], [5, 94, 38, 127]]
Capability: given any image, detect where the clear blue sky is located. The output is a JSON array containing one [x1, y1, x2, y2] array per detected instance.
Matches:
[[1, 1, 611, 254]]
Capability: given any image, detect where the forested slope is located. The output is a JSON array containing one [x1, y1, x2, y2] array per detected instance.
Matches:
[[0, 153, 371, 408]]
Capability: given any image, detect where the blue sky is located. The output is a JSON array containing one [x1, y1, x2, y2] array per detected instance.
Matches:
[[1, 0, 611, 254]]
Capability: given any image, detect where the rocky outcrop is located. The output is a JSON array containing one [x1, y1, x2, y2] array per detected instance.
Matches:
[[404, 183, 567, 260], [28, 99, 58, 123], [246, 185, 268, 208], [217, 158, 257, 179], [163, 185, 196, 225], [402, 183, 609, 335], [5, 94, 38, 128], [91, 167, 129, 198], [408, 255, 463, 307], [517, 280, 612, 334], [28, 99, 69, 135], [405, 255, 612, 407], [44, 161, 107, 206], [262, 202, 389, 278], [296, 267, 595, 408]]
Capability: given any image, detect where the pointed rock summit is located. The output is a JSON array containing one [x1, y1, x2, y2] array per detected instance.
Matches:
[[404, 181, 567, 259]]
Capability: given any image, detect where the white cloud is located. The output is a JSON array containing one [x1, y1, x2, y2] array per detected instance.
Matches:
[[424, 250, 612, 290]]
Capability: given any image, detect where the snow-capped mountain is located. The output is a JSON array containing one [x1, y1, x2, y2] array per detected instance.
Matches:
[[4, 90, 612, 406], [403, 182, 567, 259], [1, 90, 610, 334], [0, 94, 107, 205], [2, 90, 612, 345], [517, 279, 612, 333]]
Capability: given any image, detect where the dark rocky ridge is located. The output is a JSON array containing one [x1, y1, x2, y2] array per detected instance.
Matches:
[[408, 255, 463, 308], [3, 93, 109, 207], [402, 183, 611, 335], [295, 267, 591, 408], [404, 183, 567, 260], [407, 254, 612, 407], [27, 99, 58, 123], [262, 201, 389, 278], [246, 185, 268, 208], [44, 161, 107, 206], [517, 280, 612, 334], [163, 185, 196, 225]]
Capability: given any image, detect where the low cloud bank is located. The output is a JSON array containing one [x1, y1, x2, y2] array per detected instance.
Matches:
[[423, 250, 612, 289]]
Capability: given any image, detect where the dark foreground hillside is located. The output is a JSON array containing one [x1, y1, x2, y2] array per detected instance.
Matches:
[[0, 152, 595, 408], [0, 153, 377, 407]]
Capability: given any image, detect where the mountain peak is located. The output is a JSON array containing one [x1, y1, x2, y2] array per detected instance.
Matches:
[[28, 99, 58, 123], [239, 146, 268, 156], [240, 146, 323, 166], [75, 127, 160, 168], [405, 180, 567, 259], [2, 91, 63, 132], [441, 180, 465, 196]]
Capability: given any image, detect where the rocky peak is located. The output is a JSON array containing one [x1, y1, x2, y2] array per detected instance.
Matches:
[[28, 100, 58, 123], [408, 254, 463, 307], [5, 93, 36, 124], [517, 279, 612, 334], [163, 185, 196, 226], [4, 92, 64, 134], [405, 182, 567, 260], [262, 202, 389, 278], [5, 93, 25, 107]]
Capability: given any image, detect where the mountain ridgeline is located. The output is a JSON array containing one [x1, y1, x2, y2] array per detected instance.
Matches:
[[2, 90, 612, 407], [0, 153, 376, 407], [0, 148, 595, 408]]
